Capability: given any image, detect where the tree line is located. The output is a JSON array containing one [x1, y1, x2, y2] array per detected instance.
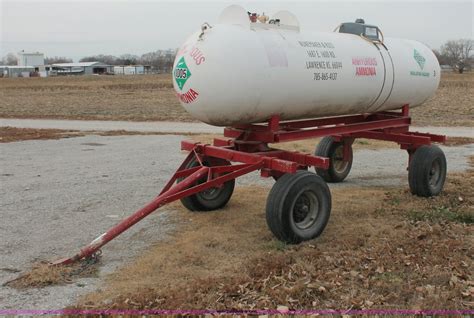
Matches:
[[78, 50, 176, 72]]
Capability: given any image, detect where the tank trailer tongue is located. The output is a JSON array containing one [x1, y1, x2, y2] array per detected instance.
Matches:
[[52, 6, 446, 266]]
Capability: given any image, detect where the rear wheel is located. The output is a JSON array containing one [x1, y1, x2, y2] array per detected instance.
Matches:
[[408, 145, 446, 197], [266, 171, 331, 244], [179, 157, 235, 211], [314, 136, 353, 183]]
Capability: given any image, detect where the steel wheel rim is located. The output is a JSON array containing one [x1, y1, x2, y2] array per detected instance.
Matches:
[[199, 186, 223, 200], [333, 146, 349, 174], [429, 159, 442, 187], [292, 190, 320, 230]]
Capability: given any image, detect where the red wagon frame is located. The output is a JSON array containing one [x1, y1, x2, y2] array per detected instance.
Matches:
[[54, 105, 446, 265]]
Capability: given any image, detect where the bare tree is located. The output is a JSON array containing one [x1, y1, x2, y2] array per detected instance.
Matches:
[[78, 49, 177, 72], [45, 56, 73, 64], [432, 49, 449, 65], [2, 53, 18, 65], [441, 39, 473, 73], [117, 54, 139, 65], [79, 55, 118, 65]]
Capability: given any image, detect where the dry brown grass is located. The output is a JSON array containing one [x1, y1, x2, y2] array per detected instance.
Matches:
[[4, 259, 100, 289], [72, 157, 474, 311], [0, 127, 201, 143], [1, 72, 472, 126], [0, 127, 83, 142]]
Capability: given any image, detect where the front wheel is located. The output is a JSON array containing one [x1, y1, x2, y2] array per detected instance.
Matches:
[[179, 157, 235, 211], [265, 171, 331, 244], [408, 145, 447, 197]]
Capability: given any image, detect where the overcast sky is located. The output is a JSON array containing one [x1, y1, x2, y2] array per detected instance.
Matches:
[[1, 0, 473, 61]]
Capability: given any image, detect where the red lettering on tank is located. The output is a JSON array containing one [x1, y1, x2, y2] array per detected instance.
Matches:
[[190, 47, 206, 65], [176, 89, 199, 104], [352, 57, 378, 66], [355, 66, 376, 76]]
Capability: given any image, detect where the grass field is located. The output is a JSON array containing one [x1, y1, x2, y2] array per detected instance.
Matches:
[[0, 72, 473, 126], [73, 159, 473, 310], [0, 74, 191, 122]]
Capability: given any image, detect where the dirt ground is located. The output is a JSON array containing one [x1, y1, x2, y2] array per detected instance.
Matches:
[[0, 72, 472, 126], [0, 75, 192, 122], [411, 72, 474, 127], [73, 158, 473, 311], [0, 127, 196, 143], [0, 127, 83, 143]]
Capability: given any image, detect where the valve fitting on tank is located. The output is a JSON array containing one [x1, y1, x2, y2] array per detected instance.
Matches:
[[199, 22, 212, 41]]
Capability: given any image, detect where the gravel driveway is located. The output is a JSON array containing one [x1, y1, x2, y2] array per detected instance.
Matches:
[[1, 134, 473, 310]]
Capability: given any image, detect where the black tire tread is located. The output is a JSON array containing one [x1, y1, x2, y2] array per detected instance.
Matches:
[[266, 171, 331, 243], [179, 157, 235, 212], [314, 137, 333, 182], [315, 136, 352, 183], [408, 145, 447, 197]]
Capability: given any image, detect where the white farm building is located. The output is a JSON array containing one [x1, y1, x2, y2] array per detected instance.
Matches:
[[51, 62, 114, 75], [17, 51, 45, 67]]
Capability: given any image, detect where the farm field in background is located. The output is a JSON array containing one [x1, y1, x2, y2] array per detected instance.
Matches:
[[0, 72, 473, 127]]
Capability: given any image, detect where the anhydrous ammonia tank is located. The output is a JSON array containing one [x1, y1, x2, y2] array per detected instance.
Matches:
[[172, 5, 440, 126]]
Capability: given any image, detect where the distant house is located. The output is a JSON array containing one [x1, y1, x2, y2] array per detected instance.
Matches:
[[51, 62, 114, 75]]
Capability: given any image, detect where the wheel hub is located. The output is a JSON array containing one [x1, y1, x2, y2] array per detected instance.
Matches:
[[292, 191, 319, 230], [429, 159, 441, 187], [333, 146, 349, 174], [199, 186, 222, 200]]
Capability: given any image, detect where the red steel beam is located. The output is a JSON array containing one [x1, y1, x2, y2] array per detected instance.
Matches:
[[223, 115, 410, 144], [53, 159, 263, 265], [349, 131, 432, 145], [275, 117, 410, 142], [182, 141, 329, 171]]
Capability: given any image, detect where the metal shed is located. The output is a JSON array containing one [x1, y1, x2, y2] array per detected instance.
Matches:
[[0, 65, 36, 77], [51, 62, 114, 75]]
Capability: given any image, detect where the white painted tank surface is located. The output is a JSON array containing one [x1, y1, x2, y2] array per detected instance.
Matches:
[[172, 5, 440, 126]]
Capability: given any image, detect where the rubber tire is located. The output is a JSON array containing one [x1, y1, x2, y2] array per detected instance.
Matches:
[[265, 171, 331, 244], [314, 136, 353, 183], [179, 157, 235, 212], [408, 145, 447, 197]]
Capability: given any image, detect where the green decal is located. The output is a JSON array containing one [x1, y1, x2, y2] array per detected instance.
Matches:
[[174, 57, 191, 91], [410, 71, 430, 77], [413, 49, 426, 70]]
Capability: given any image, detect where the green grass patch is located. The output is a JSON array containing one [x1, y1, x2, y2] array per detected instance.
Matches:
[[408, 207, 474, 224]]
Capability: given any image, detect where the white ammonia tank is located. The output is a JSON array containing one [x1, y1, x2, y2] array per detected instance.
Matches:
[[172, 5, 440, 126]]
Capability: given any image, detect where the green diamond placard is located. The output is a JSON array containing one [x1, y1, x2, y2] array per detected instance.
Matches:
[[174, 57, 192, 91], [413, 49, 426, 70]]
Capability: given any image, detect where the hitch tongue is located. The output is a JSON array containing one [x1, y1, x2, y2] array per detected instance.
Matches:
[[51, 163, 210, 266]]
